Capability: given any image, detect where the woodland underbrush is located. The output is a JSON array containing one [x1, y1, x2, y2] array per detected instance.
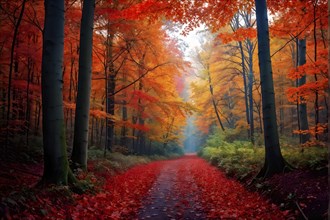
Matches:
[[0, 137, 183, 218], [199, 130, 327, 180], [87, 148, 182, 178], [198, 129, 328, 218]]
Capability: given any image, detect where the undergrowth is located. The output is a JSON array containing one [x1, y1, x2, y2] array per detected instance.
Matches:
[[72, 148, 183, 191], [199, 129, 327, 180], [88, 148, 181, 174], [1, 150, 182, 218]]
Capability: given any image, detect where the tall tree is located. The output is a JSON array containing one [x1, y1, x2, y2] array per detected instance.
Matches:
[[5, 0, 27, 148], [206, 63, 225, 131], [328, 0, 330, 143], [229, 11, 256, 143], [195, 38, 225, 131], [327, 1, 329, 215], [71, 0, 96, 170], [105, 30, 116, 152], [297, 38, 310, 144], [41, 0, 69, 184], [255, 0, 287, 177]]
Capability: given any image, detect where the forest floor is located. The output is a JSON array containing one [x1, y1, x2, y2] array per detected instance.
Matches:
[[261, 168, 328, 219], [0, 154, 327, 219]]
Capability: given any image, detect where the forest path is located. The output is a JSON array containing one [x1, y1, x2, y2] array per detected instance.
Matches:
[[69, 155, 284, 219], [137, 155, 284, 219], [138, 156, 206, 219]]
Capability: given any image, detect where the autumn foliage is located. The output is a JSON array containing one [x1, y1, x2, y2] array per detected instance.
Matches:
[[0, 0, 191, 155], [188, 156, 285, 219], [0, 0, 328, 218], [70, 161, 165, 219], [190, 0, 328, 145]]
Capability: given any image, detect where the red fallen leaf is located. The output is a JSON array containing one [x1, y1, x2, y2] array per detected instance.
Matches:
[[12, 156, 286, 219], [181, 199, 189, 206], [282, 210, 290, 216], [110, 211, 121, 218], [70, 161, 165, 219], [87, 207, 95, 212], [176, 211, 183, 216], [96, 193, 107, 198], [186, 156, 284, 219]]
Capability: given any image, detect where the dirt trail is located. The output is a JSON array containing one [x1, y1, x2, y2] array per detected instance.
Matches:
[[2, 155, 284, 219], [138, 155, 284, 219], [138, 159, 206, 219]]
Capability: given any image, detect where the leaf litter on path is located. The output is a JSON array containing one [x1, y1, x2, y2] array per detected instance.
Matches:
[[4, 155, 285, 219], [138, 155, 284, 219]]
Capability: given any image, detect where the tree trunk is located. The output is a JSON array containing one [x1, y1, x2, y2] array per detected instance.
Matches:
[[238, 41, 250, 137], [34, 100, 41, 135], [120, 71, 128, 147], [6, 0, 27, 148], [71, 0, 95, 170], [231, 14, 250, 137], [99, 119, 104, 148], [41, 0, 69, 185], [66, 43, 75, 135], [137, 118, 146, 154], [255, 0, 287, 178], [90, 116, 94, 146], [120, 100, 128, 147], [207, 64, 225, 131], [105, 29, 116, 152], [293, 39, 302, 142], [104, 0, 119, 153], [132, 115, 137, 153], [107, 74, 115, 151], [313, 1, 319, 140], [136, 79, 145, 154], [26, 57, 33, 147], [327, 1, 329, 216], [279, 92, 284, 134], [247, 39, 255, 144], [297, 39, 310, 144]]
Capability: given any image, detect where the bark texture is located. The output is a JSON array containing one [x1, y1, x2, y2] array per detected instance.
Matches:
[[71, 0, 96, 170], [297, 39, 310, 144], [41, 0, 68, 184], [255, 0, 287, 178]]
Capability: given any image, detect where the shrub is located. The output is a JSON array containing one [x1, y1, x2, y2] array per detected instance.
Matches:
[[282, 146, 327, 170], [223, 128, 249, 143], [88, 149, 151, 173], [199, 132, 327, 180]]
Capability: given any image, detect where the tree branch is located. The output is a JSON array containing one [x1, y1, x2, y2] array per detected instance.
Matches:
[[110, 62, 171, 97], [270, 16, 320, 57]]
